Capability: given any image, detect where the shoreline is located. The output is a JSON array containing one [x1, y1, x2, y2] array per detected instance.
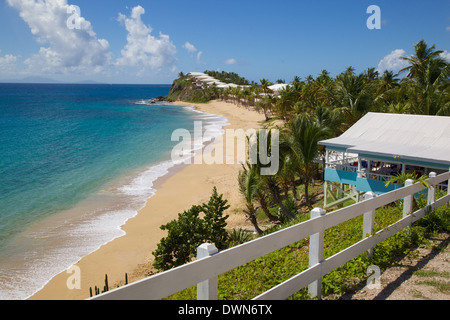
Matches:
[[29, 100, 265, 300]]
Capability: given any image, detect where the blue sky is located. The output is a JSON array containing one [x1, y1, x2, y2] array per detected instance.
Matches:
[[0, 0, 449, 84]]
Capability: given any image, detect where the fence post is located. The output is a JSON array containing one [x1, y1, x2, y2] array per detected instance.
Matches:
[[427, 172, 436, 206], [362, 192, 376, 258], [403, 179, 414, 219], [308, 207, 326, 299], [197, 243, 218, 300], [402, 179, 415, 234]]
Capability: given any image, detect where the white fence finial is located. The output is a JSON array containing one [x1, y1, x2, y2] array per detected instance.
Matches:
[[197, 243, 218, 300]]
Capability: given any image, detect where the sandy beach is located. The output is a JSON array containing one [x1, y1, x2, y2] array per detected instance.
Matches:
[[29, 100, 265, 300]]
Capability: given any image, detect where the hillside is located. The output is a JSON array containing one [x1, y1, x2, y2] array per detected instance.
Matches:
[[165, 76, 215, 103], [165, 71, 250, 103]]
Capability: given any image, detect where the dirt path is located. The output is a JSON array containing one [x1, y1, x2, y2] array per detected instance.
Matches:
[[340, 233, 449, 300]]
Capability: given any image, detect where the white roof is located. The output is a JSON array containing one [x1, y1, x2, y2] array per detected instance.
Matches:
[[219, 83, 239, 88], [217, 84, 231, 88], [203, 78, 223, 84], [188, 72, 207, 76], [195, 75, 215, 80], [268, 84, 289, 92], [319, 112, 450, 167]]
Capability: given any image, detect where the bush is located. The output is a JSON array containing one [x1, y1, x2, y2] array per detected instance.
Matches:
[[152, 187, 230, 271]]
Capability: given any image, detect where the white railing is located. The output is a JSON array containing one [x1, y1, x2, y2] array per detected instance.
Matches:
[[90, 171, 450, 300], [359, 171, 392, 182], [325, 162, 358, 173]]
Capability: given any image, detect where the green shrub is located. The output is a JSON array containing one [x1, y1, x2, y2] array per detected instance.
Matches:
[[152, 187, 229, 271]]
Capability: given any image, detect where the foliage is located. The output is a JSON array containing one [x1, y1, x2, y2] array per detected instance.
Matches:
[[238, 162, 264, 234], [227, 228, 253, 247], [280, 114, 332, 205], [202, 186, 231, 249], [152, 187, 229, 271], [385, 172, 431, 188]]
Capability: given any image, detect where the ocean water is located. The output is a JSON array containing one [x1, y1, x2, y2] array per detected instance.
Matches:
[[0, 83, 228, 299]]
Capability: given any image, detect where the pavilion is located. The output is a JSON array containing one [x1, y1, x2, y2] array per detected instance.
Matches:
[[318, 112, 450, 208]]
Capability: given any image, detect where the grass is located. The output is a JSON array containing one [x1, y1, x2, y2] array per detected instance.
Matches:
[[413, 269, 450, 295], [413, 270, 450, 278], [165, 193, 449, 300], [416, 280, 450, 293]]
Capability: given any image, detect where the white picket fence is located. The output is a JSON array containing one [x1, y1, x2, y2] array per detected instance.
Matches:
[[90, 171, 450, 300]]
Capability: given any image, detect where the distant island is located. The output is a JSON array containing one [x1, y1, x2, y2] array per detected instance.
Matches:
[[0, 76, 107, 84]]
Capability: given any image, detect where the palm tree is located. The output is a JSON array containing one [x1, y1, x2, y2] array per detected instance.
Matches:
[[400, 40, 447, 85], [275, 86, 296, 121], [260, 173, 296, 219], [402, 67, 450, 116], [232, 86, 242, 106], [292, 76, 301, 84], [379, 70, 400, 91], [260, 78, 273, 95], [249, 85, 261, 107], [331, 70, 376, 129], [277, 151, 300, 206], [241, 86, 253, 108], [255, 94, 275, 121], [385, 172, 430, 189], [281, 114, 331, 206], [364, 67, 379, 82], [398, 40, 449, 116], [238, 163, 264, 235], [250, 129, 296, 220]]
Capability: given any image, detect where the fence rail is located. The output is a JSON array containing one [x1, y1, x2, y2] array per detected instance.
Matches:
[[90, 171, 450, 300]]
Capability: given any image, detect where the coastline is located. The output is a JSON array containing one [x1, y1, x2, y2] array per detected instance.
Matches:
[[29, 100, 265, 300]]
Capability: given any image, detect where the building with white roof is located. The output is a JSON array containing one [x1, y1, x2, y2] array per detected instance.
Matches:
[[268, 83, 290, 95], [318, 112, 450, 208]]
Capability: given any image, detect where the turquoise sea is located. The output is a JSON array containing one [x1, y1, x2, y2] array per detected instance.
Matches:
[[0, 83, 228, 299]]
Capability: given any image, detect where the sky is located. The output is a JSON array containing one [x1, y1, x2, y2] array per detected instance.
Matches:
[[0, 0, 449, 84]]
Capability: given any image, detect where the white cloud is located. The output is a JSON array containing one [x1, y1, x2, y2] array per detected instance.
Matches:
[[196, 51, 206, 65], [183, 41, 197, 53], [440, 50, 450, 62], [0, 50, 17, 73], [446, 26, 450, 32], [116, 6, 177, 70], [183, 41, 205, 65], [224, 58, 238, 65], [377, 49, 409, 74], [7, 0, 110, 74]]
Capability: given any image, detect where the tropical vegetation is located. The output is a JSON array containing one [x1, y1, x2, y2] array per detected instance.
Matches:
[[160, 38, 449, 256], [149, 39, 449, 298]]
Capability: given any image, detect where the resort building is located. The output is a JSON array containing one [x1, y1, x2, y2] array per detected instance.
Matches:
[[268, 83, 289, 95], [318, 112, 450, 209], [186, 72, 228, 88]]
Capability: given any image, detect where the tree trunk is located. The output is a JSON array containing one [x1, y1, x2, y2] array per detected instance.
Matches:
[[304, 181, 310, 206], [259, 197, 278, 222], [249, 213, 263, 235], [279, 201, 295, 219], [267, 181, 295, 219], [290, 178, 298, 207]]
